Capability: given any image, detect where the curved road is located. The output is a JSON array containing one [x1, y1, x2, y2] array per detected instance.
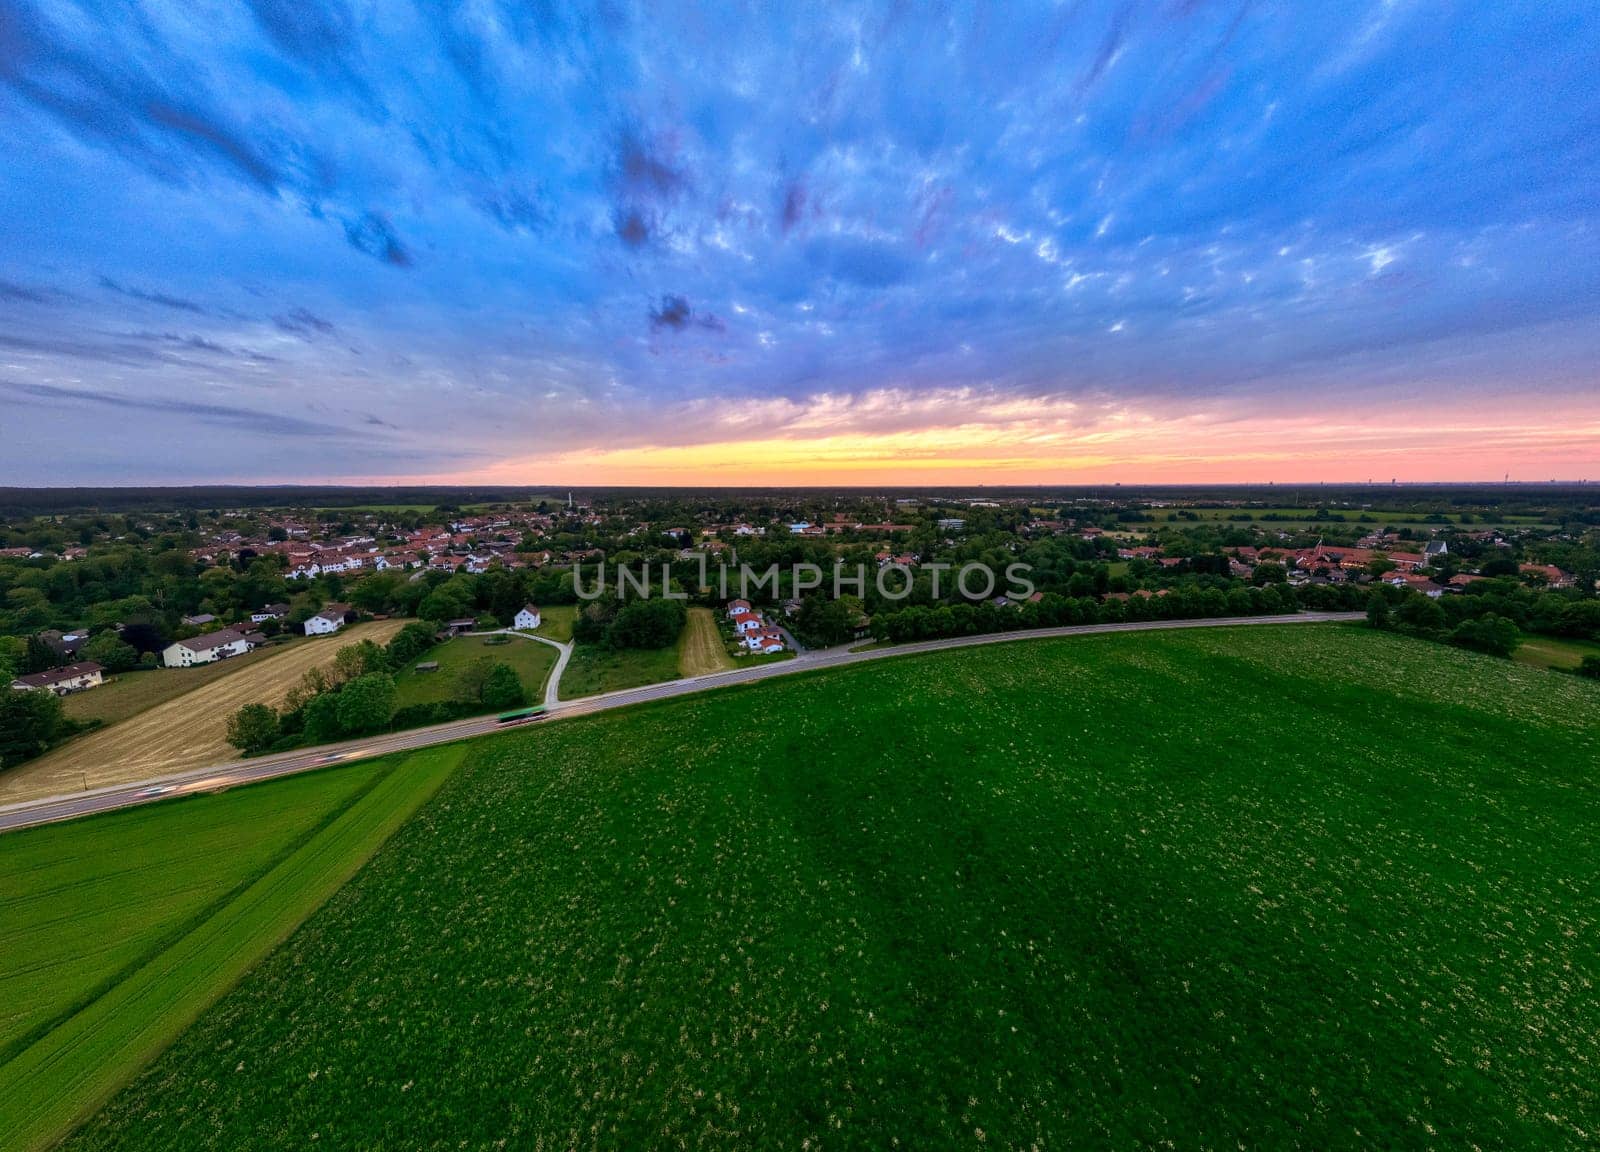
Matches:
[[0, 613, 1361, 833]]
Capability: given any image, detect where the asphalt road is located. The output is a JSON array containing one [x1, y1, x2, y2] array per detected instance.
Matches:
[[0, 612, 1362, 834]]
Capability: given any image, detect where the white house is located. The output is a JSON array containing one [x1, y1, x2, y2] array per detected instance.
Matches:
[[725, 599, 753, 618], [304, 605, 349, 636], [250, 603, 289, 623], [731, 612, 763, 634], [745, 630, 785, 654], [162, 628, 252, 668], [11, 661, 105, 695], [286, 562, 320, 581], [513, 605, 542, 630]]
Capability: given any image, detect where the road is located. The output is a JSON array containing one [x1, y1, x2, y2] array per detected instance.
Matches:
[[0, 613, 1362, 834]]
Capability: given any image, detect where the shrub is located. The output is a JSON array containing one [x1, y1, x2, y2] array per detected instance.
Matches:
[[1577, 655, 1600, 680], [480, 663, 528, 711]]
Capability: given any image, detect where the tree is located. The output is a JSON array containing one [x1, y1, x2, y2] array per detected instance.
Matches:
[[0, 689, 65, 769], [226, 703, 280, 753], [453, 657, 496, 705], [795, 593, 854, 647], [82, 632, 139, 673], [23, 634, 62, 674], [480, 663, 528, 710], [1447, 613, 1520, 658], [1395, 595, 1447, 636], [1577, 655, 1600, 679], [605, 598, 686, 649], [1365, 591, 1392, 630], [336, 672, 396, 735], [385, 621, 438, 671], [301, 692, 344, 744]]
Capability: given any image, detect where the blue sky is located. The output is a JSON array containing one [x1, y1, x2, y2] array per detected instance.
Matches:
[[2, 0, 1597, 484]]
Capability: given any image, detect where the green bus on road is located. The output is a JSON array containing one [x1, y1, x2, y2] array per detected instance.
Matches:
[[495, 705, 546, 724]]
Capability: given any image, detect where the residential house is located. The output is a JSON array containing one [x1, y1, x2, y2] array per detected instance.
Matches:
[[725, 599, 753, 618], [163, 628, 253, 668], [731, 612, 763, 634], [513, 605, 542, 630], [304, 604, 351, 636], [11, 661, 105, 695], [1422, 540, 1449, 563], [181, 613, 217, 627], [250, 603, 290, 623]]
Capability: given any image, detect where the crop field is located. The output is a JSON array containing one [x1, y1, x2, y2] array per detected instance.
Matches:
[[59, 642, 292, 728], [0, 620, 404, 805], [678, 606, 735, 677], [558, 637, 682, 700], [391, 634, 558, 710], [60, 625, 1600, 1150], [0, 747, 464, 1152]]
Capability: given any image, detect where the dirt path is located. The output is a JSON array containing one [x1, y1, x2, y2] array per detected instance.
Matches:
[[678, 607, 734, 678], [1, 621, 404, 805]]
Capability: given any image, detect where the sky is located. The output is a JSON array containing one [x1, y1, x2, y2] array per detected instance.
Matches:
[[1, 0, 1598, 487]]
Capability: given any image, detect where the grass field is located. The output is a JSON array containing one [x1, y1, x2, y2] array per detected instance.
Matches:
[[678, 606, 735, 677], [558, 637, 682, 700], [0, 621, 404, 805], [0, 747, 463, 1152], [61, 625, 1600, 1150], [59, 641, 296, 728], [1514, 634, 1600, 671], [527, 603, 576, 643], [392, 634, 558, 710]]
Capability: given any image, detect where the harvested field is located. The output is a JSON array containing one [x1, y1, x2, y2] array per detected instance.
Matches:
[[0, 621, 403, 804], [678, 606, 735, 677]]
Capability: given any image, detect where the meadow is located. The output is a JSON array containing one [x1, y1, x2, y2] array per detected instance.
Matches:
[[391, 633, 557, 710], [558, 636, 683, 699], [529, 603, 577, 643], [1513, 633, 1600, 671], [59, 624, 1600, 1150], [0, 747, 463, 1152]]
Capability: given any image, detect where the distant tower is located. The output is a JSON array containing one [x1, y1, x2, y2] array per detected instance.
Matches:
[[567, 491, 573, 510]]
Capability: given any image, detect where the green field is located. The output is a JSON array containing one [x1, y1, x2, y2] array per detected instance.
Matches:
[[1514, 634, 1600, 671], [392, 634, 557, 709], [0, 748, 464, 1152], [57, 625, 1600, 1150], [530, 603, 576, 643], [557, 639, 681, 699]]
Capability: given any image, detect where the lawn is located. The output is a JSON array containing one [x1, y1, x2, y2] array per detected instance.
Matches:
[[392, 634, 557, 710], [1514, 634, 1600, 671], [0, 747, 464, 1152], [529, 603, 576, 643], [2, 621, 405, 805], [557, 638, 682, 700], [63, 626, 1600, 1150]]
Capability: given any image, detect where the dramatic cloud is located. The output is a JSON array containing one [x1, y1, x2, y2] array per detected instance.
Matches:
[[0, 1, 1596, 483]]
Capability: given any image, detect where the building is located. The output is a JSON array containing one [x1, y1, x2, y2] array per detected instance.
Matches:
[[181, 613, 217, 627], [731, 611, 763, 634], [442, 618, 478, 637], [162, 628, 253, 668], [725, 599, 753, 618], [250, 603, 290, 623], [1423, 540, 1449, 562], [513, 605, 542, 630], [304, 604, 350, 636], [11, 661, 105, 695]]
